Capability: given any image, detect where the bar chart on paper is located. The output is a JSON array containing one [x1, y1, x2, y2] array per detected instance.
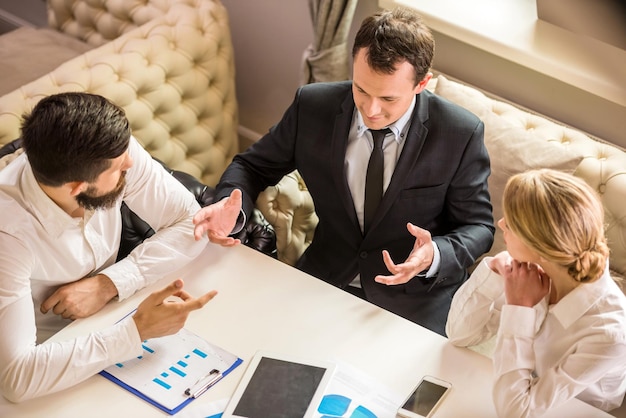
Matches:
[[101, 328, 241, 413]]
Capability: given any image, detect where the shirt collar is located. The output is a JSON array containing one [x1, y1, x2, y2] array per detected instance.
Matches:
[[355, 96, 416, 144], [21, 160, 82, 237], [550, 265, 615, 329]]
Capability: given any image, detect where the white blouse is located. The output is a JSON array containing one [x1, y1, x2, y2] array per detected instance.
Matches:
[[446, 257, 626, 417], [0, 137, 207, 402]]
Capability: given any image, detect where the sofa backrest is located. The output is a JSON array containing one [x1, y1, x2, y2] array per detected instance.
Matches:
[[0, 0, 238, 186], [431, 75, 626, 281]]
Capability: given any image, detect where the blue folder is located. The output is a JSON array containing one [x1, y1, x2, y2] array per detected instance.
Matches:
[[99, 326, 242, 415]]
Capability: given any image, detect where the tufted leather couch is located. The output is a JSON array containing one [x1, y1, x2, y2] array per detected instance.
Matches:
[[0, 0, 237, 187], [252, 74, 626, 290]]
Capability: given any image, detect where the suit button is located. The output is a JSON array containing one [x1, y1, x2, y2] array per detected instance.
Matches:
[[359, 251, 368, 259]]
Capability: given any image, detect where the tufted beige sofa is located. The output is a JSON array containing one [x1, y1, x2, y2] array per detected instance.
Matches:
[[255, 73, 626, 288], [0, 0, 238, 187]]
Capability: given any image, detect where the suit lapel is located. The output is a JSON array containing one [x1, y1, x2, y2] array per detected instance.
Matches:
[[331, 92, 362, 232]]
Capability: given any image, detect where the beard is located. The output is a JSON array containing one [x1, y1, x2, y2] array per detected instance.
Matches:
[[75, 172, 126, 211]]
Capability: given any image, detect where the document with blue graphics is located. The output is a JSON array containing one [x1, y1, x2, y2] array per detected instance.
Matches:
[[100, 328, 242, 415]]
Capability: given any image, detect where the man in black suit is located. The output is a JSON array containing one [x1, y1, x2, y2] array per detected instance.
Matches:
[[193, 7, 494, 335]]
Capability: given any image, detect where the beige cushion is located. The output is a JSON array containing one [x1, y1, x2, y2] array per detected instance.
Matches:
[[0, 27, 92, 96], [257, 171, 318, 266], [435, 75, 583, 257], [0, 1, 238, 187], [435, 75, 626, 277]]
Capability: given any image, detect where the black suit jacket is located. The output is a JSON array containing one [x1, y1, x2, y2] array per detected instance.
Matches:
[[216, 81, 494, 334]]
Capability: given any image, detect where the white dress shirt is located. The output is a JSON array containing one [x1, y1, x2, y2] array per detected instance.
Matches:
[[345, 100, 440, 286], [446, 258, 626, 416], [0, 136, 206, 402]]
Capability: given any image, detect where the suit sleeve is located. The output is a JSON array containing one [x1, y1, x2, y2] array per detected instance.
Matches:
[[432, 119, 495, 283], [215, 88, 304, 218]]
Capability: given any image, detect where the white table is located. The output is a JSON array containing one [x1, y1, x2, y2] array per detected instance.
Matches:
[[0, 244, 612, 418]]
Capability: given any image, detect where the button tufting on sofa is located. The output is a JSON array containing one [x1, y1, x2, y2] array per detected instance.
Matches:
[[0, 0, 239, 187]]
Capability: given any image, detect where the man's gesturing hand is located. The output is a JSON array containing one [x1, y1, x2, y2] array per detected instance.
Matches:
[[132, 279, 217, 341], [375, 223, 435, 285], [193, 189, 242, 247]]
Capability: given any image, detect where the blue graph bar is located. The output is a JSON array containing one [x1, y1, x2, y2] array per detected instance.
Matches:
[[153, 378, 171, 390], [192, 348, 207, 358], [169, 366, 186, 377], [148, 347, 213, 393]]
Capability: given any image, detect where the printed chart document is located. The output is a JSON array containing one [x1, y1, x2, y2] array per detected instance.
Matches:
[[314, 361, 401, 418], [100, 328, 242, 415]]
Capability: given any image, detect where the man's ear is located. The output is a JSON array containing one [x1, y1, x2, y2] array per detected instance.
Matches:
[[68, 181, 87, 197], [414, 72, 433, 94]]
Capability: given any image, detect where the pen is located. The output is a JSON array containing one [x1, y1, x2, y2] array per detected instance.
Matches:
[[184, 369, 222, 398]]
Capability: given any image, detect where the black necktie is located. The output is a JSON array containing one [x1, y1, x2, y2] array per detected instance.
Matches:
[[364, 128, 390, 233]]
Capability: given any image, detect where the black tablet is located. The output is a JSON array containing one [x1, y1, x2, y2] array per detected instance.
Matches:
[[222, 351, 336, 418]]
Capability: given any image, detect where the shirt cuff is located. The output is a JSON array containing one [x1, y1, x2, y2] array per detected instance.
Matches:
[[100, 258, 144, 301], [119, 315, 143, 346], [421, 241, 441, 278], [107, 316, 144, 361], [230, 209, 247, 235]]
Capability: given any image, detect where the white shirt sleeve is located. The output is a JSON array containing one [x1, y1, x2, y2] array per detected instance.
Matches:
[[449, 260, 626, 416], [0, 233, 143, 402], [445, 257, 505, 346], [100, 137, 207, 300], [492, 298, 626, 417]]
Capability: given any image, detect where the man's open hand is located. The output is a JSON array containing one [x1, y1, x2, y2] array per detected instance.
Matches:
[[193, 189, 242, 246], [375, 223, 435, 285]]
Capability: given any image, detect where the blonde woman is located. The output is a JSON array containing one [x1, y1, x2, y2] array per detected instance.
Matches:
[[446, 169, 626, 417]]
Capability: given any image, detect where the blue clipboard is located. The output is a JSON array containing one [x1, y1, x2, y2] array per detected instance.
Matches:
[[100, 357, 242, 415], [99, 327, 242, 415]]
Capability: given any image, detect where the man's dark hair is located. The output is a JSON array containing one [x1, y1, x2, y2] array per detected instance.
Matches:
[[352, 7, 435, 86], [21, 92, 131, 186]]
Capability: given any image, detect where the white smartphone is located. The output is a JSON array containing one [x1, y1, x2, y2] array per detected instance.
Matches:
[[397, 375, 452, 418]]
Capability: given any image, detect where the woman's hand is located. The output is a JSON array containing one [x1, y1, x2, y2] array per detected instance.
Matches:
[[491, 254, 550, 307]]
